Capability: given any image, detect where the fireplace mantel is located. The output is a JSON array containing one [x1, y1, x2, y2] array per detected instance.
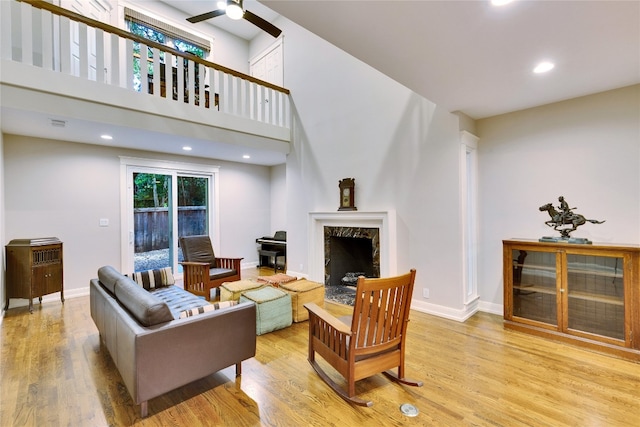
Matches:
[[308, 211, 396, 283]]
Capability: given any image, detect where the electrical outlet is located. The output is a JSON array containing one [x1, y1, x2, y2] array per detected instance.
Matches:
[[423, 288, 430, 299]]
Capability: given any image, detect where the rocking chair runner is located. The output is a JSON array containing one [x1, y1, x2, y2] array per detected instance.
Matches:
[[179, 235, 243, 301], [304, 269, 422, 406]]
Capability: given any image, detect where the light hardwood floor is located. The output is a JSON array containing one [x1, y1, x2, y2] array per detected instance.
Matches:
[[1, 268, 639, 426]]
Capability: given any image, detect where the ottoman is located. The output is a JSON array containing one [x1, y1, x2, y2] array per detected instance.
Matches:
[[220, 280, 264, 302], [240, 286, 292, 335], [279, 279, 325, 322], [257, 273, 297, 288]]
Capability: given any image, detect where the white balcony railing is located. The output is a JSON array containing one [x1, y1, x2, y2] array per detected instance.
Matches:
[[1, 0, 290, 132]]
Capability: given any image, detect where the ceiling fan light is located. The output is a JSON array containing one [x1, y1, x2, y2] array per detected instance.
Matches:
[[226, 0, 244, 20], [216, 1, 226, 10]]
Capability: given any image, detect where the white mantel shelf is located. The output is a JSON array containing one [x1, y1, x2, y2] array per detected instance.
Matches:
[[308, 211, 397, 283]]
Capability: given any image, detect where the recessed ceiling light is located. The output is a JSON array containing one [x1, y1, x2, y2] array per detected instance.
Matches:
[[100, 134, 113, 140], [533, 61, 555, 74], [182, 146, 192, 151], [242, 154, 251, 159]]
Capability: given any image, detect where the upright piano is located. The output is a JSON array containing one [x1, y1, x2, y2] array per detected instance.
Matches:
[[256, 231, 286, 272]]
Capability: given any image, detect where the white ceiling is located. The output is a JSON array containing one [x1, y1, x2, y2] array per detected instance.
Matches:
[[260, 0, 640, 119], [163, 0, 281, 41]]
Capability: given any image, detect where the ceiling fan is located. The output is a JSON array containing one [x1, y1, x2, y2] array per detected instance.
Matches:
[[186, 0, 282, 38]]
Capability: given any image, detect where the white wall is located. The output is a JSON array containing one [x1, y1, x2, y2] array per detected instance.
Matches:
[[476, 84, 640, 308], [3, 135, 272, 303], [270, 163, 286, 233], [216, 160, 271, 256], [279, 20, 467, 315]]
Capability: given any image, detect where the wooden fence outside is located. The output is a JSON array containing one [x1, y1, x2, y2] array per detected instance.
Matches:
[[134, 206, 206, 252]]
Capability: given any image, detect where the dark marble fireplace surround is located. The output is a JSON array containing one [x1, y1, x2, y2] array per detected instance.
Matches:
[[324, 226, 380, 287], [311, 211, 392, 306]]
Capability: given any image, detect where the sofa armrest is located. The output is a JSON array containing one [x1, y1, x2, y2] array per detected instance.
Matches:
[[134, 302, 257, 405]]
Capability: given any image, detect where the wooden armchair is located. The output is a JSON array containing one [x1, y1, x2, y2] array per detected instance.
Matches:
[[179, 235, 243, 301], [304, 269, 422, 406]]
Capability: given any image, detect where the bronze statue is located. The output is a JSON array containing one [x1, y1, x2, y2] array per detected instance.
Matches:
[[539, 196, 605, 241]]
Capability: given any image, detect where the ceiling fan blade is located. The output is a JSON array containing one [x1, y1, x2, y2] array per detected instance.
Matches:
[[243, 10, 282, 38], [187, 9, 225, 24]]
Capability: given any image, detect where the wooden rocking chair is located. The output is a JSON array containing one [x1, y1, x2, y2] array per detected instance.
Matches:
[[304, 269, 422, 406], [179, 235, 242, 300]]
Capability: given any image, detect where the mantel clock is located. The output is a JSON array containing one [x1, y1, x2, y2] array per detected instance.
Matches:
[[338, 178, 356, 211]]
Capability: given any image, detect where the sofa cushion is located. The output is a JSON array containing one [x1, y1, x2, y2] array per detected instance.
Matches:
[[179, 300, 238, 318], [114, 276, 174, 326], [98, 265, 123, 294], [150, 285, 209, 319], [127, 267, 175, 290]]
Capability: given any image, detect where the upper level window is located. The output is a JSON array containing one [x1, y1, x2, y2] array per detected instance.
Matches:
[[124, 8, 211, 91], [128, 21, 206, 58]]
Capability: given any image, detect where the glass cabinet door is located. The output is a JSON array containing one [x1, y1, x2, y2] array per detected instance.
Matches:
[[511, 249, 558, 326], [565, 254, 625, 340]]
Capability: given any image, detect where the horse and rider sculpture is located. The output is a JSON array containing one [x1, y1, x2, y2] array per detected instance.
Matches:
[[539, 196, 605, 239]]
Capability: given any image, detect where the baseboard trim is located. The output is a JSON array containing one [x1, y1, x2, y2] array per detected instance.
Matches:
[[409, 298, 504, 322], [3, 287, 89, 311], [410, 299, 479, 322], [478, 301, 503, 316]]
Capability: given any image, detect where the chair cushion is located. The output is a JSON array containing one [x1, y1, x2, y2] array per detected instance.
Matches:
[[126, 267, 175, 290], [210, 267, 237, 280], [113, 276, 174, 326], [180, 235, 216, 265]]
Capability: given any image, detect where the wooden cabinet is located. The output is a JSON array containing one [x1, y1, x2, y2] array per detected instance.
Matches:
[[503, 239, 640, 361], [5, 238, 64, 313]]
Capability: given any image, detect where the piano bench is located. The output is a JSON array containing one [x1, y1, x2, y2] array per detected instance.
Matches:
[[258, 249, 285, 273]]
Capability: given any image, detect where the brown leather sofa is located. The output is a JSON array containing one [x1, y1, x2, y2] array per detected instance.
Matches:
[[89, 266, 256, 417]]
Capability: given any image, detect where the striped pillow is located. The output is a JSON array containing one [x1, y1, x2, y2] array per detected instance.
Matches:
[[179, 300, 238, 318], [127, 267, 175, 290]]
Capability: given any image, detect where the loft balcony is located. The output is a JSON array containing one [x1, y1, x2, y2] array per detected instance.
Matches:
[[0, 0, 291, 165]]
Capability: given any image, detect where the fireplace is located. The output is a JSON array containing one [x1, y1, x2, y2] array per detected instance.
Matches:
[[308, 211, 396, 285], [325, 228, 379, 286]]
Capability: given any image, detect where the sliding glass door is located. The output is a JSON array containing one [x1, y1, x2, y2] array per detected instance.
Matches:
[[176, 175, 209, 273], [132, 171, 174, 272], [122, 158, 218, 275]]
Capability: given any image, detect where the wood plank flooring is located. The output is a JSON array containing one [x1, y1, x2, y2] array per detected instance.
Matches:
[[1, 268, 639, 426]]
